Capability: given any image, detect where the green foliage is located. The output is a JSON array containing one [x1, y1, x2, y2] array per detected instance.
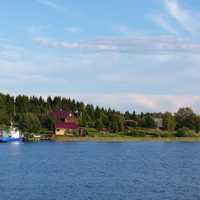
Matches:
[[175, 127, 195, 137], [124, 120, 137, 128], [125, 128, 176, 138], [194, 115, 200, 133], [0, 92, 200, 137], [95, 118, 104, 131], [79, 111, 88, 127], [18, 113, 40, 133], [40, 116, 54, 131], [0, 93, 14, 125], [110, 113, 124, 132], [163, 112, 176, 131], [85, 128, 99, 136], [175, 107, 196, 130], [138, 114, 156, 129]]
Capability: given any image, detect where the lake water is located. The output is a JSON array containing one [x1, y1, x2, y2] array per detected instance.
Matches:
[[0, 141, 200, 200]]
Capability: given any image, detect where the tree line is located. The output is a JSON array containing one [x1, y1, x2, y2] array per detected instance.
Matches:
[[0, 92, 200, 134]]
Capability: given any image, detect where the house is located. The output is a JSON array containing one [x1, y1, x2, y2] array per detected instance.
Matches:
[[49, 111, 79, 136]]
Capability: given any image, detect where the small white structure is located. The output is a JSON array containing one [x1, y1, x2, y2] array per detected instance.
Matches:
[[154, 118, 163, 129]]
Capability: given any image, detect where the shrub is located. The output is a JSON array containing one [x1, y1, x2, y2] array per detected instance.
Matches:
[[85, 128, 99, 136], [175, 127, 194, 137]]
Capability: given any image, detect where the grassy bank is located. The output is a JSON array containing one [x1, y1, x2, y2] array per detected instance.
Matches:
[[51, 135, 200, 142]]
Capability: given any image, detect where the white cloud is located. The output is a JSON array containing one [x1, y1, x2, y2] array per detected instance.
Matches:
[[33, 36, 200, 54], [164, 0, 199, 34], [150, 13, 177, 35], [28, 25, 52, 36], [2, 38, 200, 113], [65, 93, 200, 113], [35, 0, 66, 11]]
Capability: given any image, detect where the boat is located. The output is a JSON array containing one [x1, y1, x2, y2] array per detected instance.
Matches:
[[0, 128, 23, 143]]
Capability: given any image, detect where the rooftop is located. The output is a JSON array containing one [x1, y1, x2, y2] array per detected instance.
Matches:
[[55, 122, 78, 130]]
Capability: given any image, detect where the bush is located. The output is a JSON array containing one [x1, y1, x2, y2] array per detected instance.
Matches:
[[125, 129, 157, 137], [175, 127, 194, 137], [160, 132, 175, 137], [125, 128, 176, 138], [38, 128, 50, 134], [85, 128, 99, 136]]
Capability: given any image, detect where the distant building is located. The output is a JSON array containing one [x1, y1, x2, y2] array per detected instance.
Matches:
[[49, 111, 79, 136], [154, 118, 163, 129]]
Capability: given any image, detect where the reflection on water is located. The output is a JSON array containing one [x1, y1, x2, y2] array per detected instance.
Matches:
[[0, 142, 200, 200], [7, 141, 22, 157], [10, 141, 21, 146]]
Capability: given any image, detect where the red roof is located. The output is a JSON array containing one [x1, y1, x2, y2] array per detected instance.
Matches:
[[49, 111, 72, 118], [55, 122, 78, 129]]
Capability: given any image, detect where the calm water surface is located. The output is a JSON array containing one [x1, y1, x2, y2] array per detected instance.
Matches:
[[0, 141, 200, 200]]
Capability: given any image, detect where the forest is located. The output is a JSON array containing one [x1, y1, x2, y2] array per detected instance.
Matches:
[[1, 92, 200, 137]]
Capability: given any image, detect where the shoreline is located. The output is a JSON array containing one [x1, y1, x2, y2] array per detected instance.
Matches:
[[51, 135, 200, 142]]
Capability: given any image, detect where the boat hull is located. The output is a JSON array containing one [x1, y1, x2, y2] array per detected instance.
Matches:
[[0, 137, 23, 143]]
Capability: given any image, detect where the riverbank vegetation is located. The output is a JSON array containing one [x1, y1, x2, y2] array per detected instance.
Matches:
[[1, 92, 200, 138]]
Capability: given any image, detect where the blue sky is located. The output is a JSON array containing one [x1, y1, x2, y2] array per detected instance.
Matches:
[[1, 0, 200, 112]]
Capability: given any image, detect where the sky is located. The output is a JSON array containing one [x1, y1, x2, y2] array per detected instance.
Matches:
[[1, 0, 200, 113]]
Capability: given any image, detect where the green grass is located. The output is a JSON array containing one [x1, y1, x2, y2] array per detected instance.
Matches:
[[51, 134, 200, 142], [23, 127, 200, 142]]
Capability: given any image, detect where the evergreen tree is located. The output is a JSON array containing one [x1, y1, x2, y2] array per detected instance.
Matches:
[[95, 118, 104, 131]]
